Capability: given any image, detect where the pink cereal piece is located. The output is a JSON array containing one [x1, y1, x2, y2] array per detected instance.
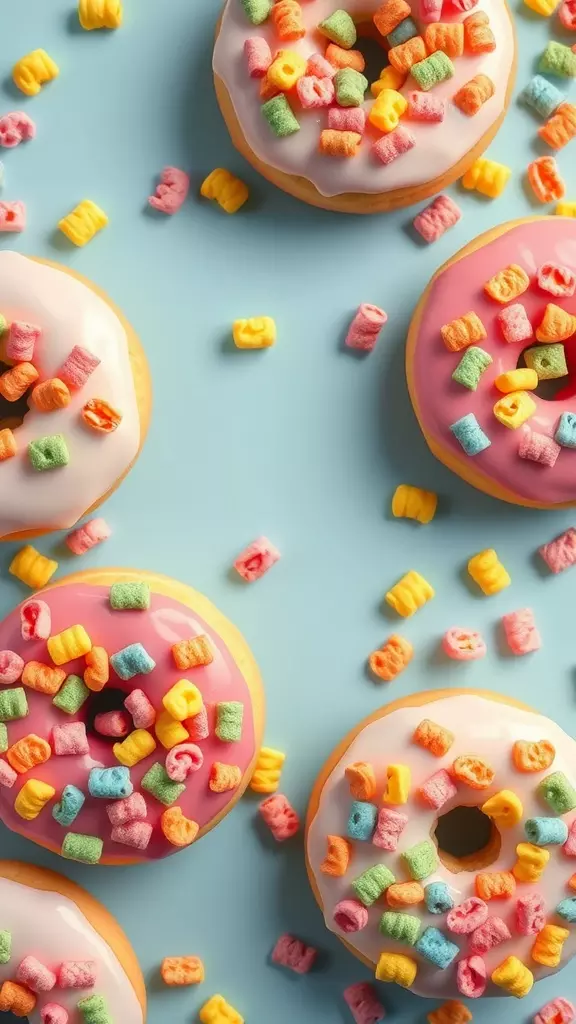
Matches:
[[41, 1005, 69, 1024], [148, 166, 190, 215], [519, 431, 561, 468], [413, 195, 461, 244], [0, 760, 17, 788], [0, 651, 24, 685], [111, 820, 153, 850], [563, 818, 576, 856], [271, 934, 317, 974], [456, 955, 487, 999], [343, 982, 386, 1024], [497, 303, 533, 344], [165, 742, 204, 782], [0, 201, 26, 232], [297, 75, 335, 108], [94, 710, 130, 738], [65, 517, 111, 555], [407, 91, 446, 122], [20, 599, 51, 641], [185, 704, 209, 741], [502, 608, 541, 655], [106, 791, 147, 827], [6, 321, 41, 362], [540, 527, 576, 573], [0, 111, 36, 149], [419, 768, 458, 810], [328, 107, 366, 133], [469, 916, 511, 954], [333, 899, 369, 933], [345, 303, 387, 352], [124, 689, 156, 730], [372, 806, 408, 851], [52, 721, 89, 756], [419, 0, 443, 20], [534, 997, 576, 1024], [538, 262, 576, 298], [57, 961, 96, 989], [244, 36, 272, 78], [234, 536, 280, 582], [559, 0, 576, 29], [372, 126, 415, 166], [516, 893, 546, 936], [259, 793, 300, 841], [442, 627, 486, 661], [447, 897, 488, 935], [58, 345, 100, 390], [307, 53, 336, 79], [16, 955, 56, 993]]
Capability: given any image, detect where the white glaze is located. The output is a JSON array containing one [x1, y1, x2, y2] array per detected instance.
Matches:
[[213, 0, 515, 197], [0, 253, 140, 537], [0, 876, 143, 1023], [307, 695, 576, 998]]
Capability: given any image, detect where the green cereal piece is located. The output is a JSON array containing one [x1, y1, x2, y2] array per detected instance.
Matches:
[[52, 675, 90, 715], [538, 771, 576, 814], [261, 95, 300, 138], [0, 688, 28, 722], [216, 701, 244, 742], [110, 582, 150, 610], [28, 433, 70, 472], [402, 839, 438, 881], [352, 864, 395, 906], [318, 10, 357, 49], [0, 316, 6, 336], [539, 41, 576, 79], [411, 51, 454, 91], [334, 68, 368, 107], [0, 723, 8, 753], [524, 343, 567, 380], [379, 911, 421, 945], [452, 347, 493, 391], [141, 763, 185, 806], [62, 832, 103, 865], [0, 930, 11, 964], [240, 0, 272, 25], [77, 993, 112, 1024]]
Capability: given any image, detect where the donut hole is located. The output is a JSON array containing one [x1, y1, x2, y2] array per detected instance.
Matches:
[[351, 25, 390, 86], [0, 359, 31, 431], [85, 687, 129, 743], [434, 805, 501, 874], [517, 343, 574, 402]]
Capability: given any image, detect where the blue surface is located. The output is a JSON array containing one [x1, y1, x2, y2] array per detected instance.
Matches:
[[0, 1, 576, 1021]]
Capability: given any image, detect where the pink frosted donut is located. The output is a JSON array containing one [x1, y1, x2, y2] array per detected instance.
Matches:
[[407, 217, 576, 508], [0, 568, 264, 864]]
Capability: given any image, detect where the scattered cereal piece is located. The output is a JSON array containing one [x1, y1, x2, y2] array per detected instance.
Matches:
[[216, 701, 244, 742], [23, 661, 66, 696], [164, 743, 202, 782], [88, 765, 132, 800], [319, 10, 357, 48], [442, 627, 486, 660], [387, 17, 419, 46], [124, 689, 155, 729], [272, 934, 317, 974], [0, 761, 17, 788], [525, 343, 568, 381], [454, 74, 495, 115], [353, 864, 395, 906], [0, 687, 28, 721], [0, 428, 16, 461], [161, 956, 204, 986], [15, 778, 55, 820], [78, 0, 123, 29], [476, 871, 516, 900], [209, 761, 241, 792], [245, 36, 272, 78], [492, 956, 534, 997], [526, 816, 567, 846], [375, 951, 416, 987], [468, 548, 510, 595], [148, 167, 189, 215], [480, 789, 523, 828], [199, 994, 244, 1024], [539, 527, 576, 572], [345, 303, 387, 351], [373, 806, 408, 851], [347, 800, 377, 841], [392, 484, 437, 524], [493, 391, 537, 429], [328, 108, 365, 132], [496, 369, 537, 393], [0, 651, 23, 685], [502, 608, 541, 654], [259, 793, 299, 840], [522, 75, 563, 119], [373, 0, 412, 37], [411, 51, 454, 90], [345, 761, 376, 801], [59, 201, 108, 247], [160, 805, 199, 847], [59, 345, 100, 390], [442, 311, 486, 352], [369, 89, 407, 132], [453, 754, 495, 789], [540, 41, 576, 78], [343, 982, 385, 1024], [53, 785, 85, 826], [387, 881, 425, 908], [0, 111, 36, 149], [31, 378, 71, 413], [0, 201, 26, 232], [241, 0, 272, 25], [28, 433, 69, 472], [52, 721, 89, 756], [462, 157, 511, 197], [513, 738, 555, 772], [16, 955, 56, 993], [20, 599, 51, 642], [262, 93, 300, 135], [470, 917, 511, 955], [232, 316, 276, 349], [106, 791, 147, 827], [464, 9, 496, 51], [379, 910, 421, 945], [0, 980, 36, 1017], [516, 893, 546, 934], [66, 518, 111, 556], [155, 711, 188, 750], [532, 923, 570, 967], [372, 125, 415, 164], [519, 430, 561, 466], [415, 927, 459, 969], [413, 719, 454, 757], [428, 1001, 473, 1024], [385, 570, 434, 617], [419, 769, 457, 809], [371, 65, 406, 96], [111, 820, 153, 850], [369, 634, 413, 681], [528, 156, 566, 203], [141, 762, 185, 805], [446, 897, 488, 935], [110, 642, 155, 680], [250, 747, 285, 793], [383, 763, 411, 804], [413, 195, 460, 242], [77, 995, 112, 1023], [320, 835, 351, 876], [425, 882, 454, 915], [533, 999, 576, 1024], [7, 733, 51, 774], [0, 362, 39, 402], [539, 103, 576, 149], [95, 710, 130, 738], [402, 839, 438, 881], [537, 303, 576, 342], [424, 22, 464, 56], [407, 90, 445, 121], [58, 962, 97, 989], [539, 770, 576, 813], [485, 264, 530, 303], [538, 262, 576, 298], [6, 321, 40, 362], [200, 169, 248, 213], [13, 49, 59, 96], [234, 536, 280, 581], [556, 897, 576, 922], [47, 625, 92, 667], [109, 582, 150, 611]]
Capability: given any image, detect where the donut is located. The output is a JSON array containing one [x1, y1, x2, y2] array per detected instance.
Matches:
[[306, 689, 576, 1000], [407, 216, 576, 509], [0, 567, 264, 864], [0, 859, 145, 1022], [0, 252, 151, 540], [212, 0, 516, 213]]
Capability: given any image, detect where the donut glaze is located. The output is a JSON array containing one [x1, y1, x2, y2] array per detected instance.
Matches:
[[0, 570, 262, 863], [306, 692, 576, 999], [407, 218, 576, 508], [213, 0, 515, 200]]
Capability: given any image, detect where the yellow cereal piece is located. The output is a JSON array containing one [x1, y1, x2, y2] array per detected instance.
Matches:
[[493, 391, 536, 429], [47, 625, 92, 666], [371, 66, 406, 97], [369, 89, 407, 132], [524, 0, 558, 13], [14, 779, 55, 820], [232, 317, 276, 349], [113, 729, 156, 767], [392, 484, 437, 524], [531, 924, 570, 967], [155, 710, 189, 750], [441, 311, 487, 352], [462, 157, 512, 198], [385, 570, 434, 617], [481, 790, 523, 827], [536, 303, 576, 343], [484, 264, 530, 303], [59, 200, 108, 247], [468, 548, 511, 596], [78, 0, 123, 30], [9, 545, 58, 590], [267, 50, 307, 90], [383, 764, 411, 805], [557, 201, 576, 217], [162, 680, 203, 722], [250, 747, 286, 793], [13, 49, 59, 96], [375, 952, 417, 988], [491, 956, 533, 998], [201, 169, 249, 214], [513, 842, 550, 882], [494, 369, 538, 393], [199, 994, 244, 1024]]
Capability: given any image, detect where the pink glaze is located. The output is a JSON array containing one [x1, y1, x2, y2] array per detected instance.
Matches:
[[410, 219, 576, 506], [0, 583, 256, 861]]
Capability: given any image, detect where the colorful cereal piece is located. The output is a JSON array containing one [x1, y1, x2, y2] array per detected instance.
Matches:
[[53, 722, 89, 756], [345, 303, 387, 351], [383, 763, 411, 804], [373, 0, 412, 36], [540, 41, 576, 78], [0, 111, 36, 150], [419, 769, 457, 809], [161, 956, 204, 987], [78, 0, 124, 30], [537, 303, 576, 342], [88, 765, 132, 800], [462, 157, 511, 197], [53, 785, 85, 826], [533, 999, 576, 1024], [539, 527, 576, 572], [519, 430, 561, 466], [539, 103, 576, 150], [7, 733, 51, 773], [464, 9, 496, 52], [0, 429, 17, 461], [502, 608, 541, 654], [525, 343, 568, 381], [250, 747, 285, 793], [216, 701, 243, 742], [28, 434, 69, 472], [0, 362, 38, 402], [428, 1001, 473, 1024], [58, 961, 97, 989], [0, 932, 11, 964], [392, 485, 437, 524], [495, 369, 537, 393], [387, 881, 425, 908], [493, 391, 537, 429], [347, 800, 378, 841], [259, 792, 299, 840], [200, 169, 249, 213], [538, 262, 576, 297], [369, 89, 407, 132], [415, 927, 459, 969], [241, 0, 272, 25], [13, 49, 59, 96], [343, 982, 386, 1024], [77, 995, 112, 1023], [513, 738, 555, 772], [0, 687, 28, 721], [468, 549, 510, 595], [403, 839, 438, 881], [110, 643, 155, 680], [539, 770, 576, 812], [516, 893, 546, 934], [48, 625, 92, 666], [453, 754, 495, 789], [234, 536, 280, 581], [245, 37, 272, 77], [0, 651, 23, 685], [52, 674, 89, 714], [325, 43, 365, 71], [328, 107, 365, 132], [267, 49, 307, 91], [476, 871, 516, 900], [425, 882, 454, 915], [387, 17, 419, 46], [522, 75, 563, 119], [172, 634, 213, 669], [564, 818, 576, 855], [556, 897, 576, 922], [148, 166, 190, 214], [413, 195, 460, 242], [0, 980, 36, 1016], [371, 123, 415, 164], [485, 264, 530, 303], [375, 952, 417, 987], [470, 917, 511, 955], [106, 791, 147, 827], [59, 201, 108, 247], [424, 22, 464, 56], [199, 994, 244, 1024], [109, 582, 150, 611], [446, 897, 488, 934], [528, 156, 566, 203], [481, 789, 523, 827], [388, 36, 428, 75], [369, 634, 413, 681], [318, 10, 357, 48], [31, 379, 71, 413], [298, 76, 335, 109], [113, 729, 156, 767], [345, 761, 376, 801], [371, 65, 406, 96], [20, 600, 51, 642], [23, 661, 66, 696], [262, 93, 300, 135], [155, 711, 188, 750], [319, 130, 362, 157], [271, 934, 317, 974], [373, 807, 408, 850], [58, 345, 100, 390], [0, 760, 20, 788], [413, 718, 454, 757], [353, 864, 395, 906], [532, 924, 570, 967], [441, 311, 486, 352], [163, 680, 203, 722], [407, 90, 445, 121], [6, 321, 39, 362], [411, 50, 455, 91], [454, 74, 495, 115], [320, 835, 351, 876], [16, 955, 56, 992], [379, 910, 421, 945], [525, 816, 567, 846], [141, 763, 185, 805], [442, 627, 486, 660], [385, 570, 434, 617], [160, 806, 199, 847], [124, 689, 155, 729], [333, 68, 368, 107], [15, 778, 55, 819]]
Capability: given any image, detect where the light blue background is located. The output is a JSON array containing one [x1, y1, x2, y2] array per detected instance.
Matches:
[[0, 1, 576, 1021]]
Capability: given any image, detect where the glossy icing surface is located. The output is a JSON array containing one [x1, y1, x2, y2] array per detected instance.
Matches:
[[411, 219, 576, 506], [213, 0, 514, 197], [307, 695, 576, 999], [0, 252, 139, 536], [0, 876, 142, 1023], [0, 583, 256, 861]]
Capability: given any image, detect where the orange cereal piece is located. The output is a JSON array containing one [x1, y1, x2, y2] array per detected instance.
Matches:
[[209, 762, 241, 793], [161, 956, 204, 986], [271, 0, 305, 41], [388, 36, 427, 74], [441, 311, 487, 352], [539, 103, 576, 151], [161, 806, 199, 847], [373, 0, 411, 35], [454, 74, 495, 116], [260, 72, 280, 100], [428, 1001, 472, 1024], [345, 761, 376, 801], [464, 10, 496, 53], [0, 980, 36, 1017], [30, 378, 71, 412], [319, 130, 362, 157], [475, 870, 516, 900], [528, 156, 565, 204], [413, 719, 454, 757], [22, 660, 66, 695], [0, 362, 39, 402], [82, 398, 122, 433], [6, 734, 51, 774], [569, 873, 576, 891], [84, 646, 110, 692], [424, 23, 464, 58], [484, 264, 530, 303], [320, 835, 352, 876], [325, 44, 365, 72], [369, 634, 413, 683], [0, 428, 17, 462], [452, 754, 495, 790], [172, 635, 213, 670], [536, 302, 576, 342], [512, 739, 555, 773], [386, 881, 425, 908]]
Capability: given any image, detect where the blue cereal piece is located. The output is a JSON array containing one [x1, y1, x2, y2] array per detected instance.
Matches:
[[425, 881, 454, 915], [521, 75, 564, 119], [525, 817, 568, 846], [556, 897, 576, 923], [415, 926, 459, 969], [450, 413, 491, 456], [347, 800, 378, 841], [387, 16, 418, 46], [539, 771, 576, 814], [555, 411, 576, 448], [52, 784, 85, 826], [88, 766, 133, 800], [110, 643, 156, 680]]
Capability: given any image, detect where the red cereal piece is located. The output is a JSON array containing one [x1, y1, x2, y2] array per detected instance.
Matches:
[[534, 998, 576, 1024], [320, 835, 352, 876], [447, 897, 488, 935], [234, 536, 280, 581], [244, 37, 272, 78], [345, 304, 387, 352], [469, 916, 511, 954], [6, 321, 40, 362], [15, 956, 56, 993], [519, 431, 560, 467], [419, 768, 457, 809], [372, 125, 415, 165], [528, 156, 566, 203], [559, 0, 576, 26], [456, 955, 486, 998], [66, 518, 111, 555], [20, 599, 51, 641], [413, 195, 460, 242], [407, 90, 445, 122], [94, 710, 130, 738], [41, 1005, 69, 1024], [185, 705, 209, 741], [343, 981, 386, 1024], [57, 962, 96, 989], [271, 934, 317, 974], [106, 791, 147, 827], [259, 793, 300, 841], [453, 74, 495, 115], [328, 107, 366, 133], [464, 10, 496, 53], [165, 742, 203, 782], [516, 893, 546, 935], [372, 806, 408, 850], [539, 527, 576, 573], [539, 103, 576, 150], [0, 650, 23, 685], [0, 761, 17, 788], [497, 302, 533, 343], [297, 76, 334, 108], [52, 722, 89, 756], [111, 820, 153, 849], [333, 899, 369, 933], [58, 345, 100, 390], [502, 608, 541, 654], [124, 688, 156, 729], [537, 262, 576, 297]]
